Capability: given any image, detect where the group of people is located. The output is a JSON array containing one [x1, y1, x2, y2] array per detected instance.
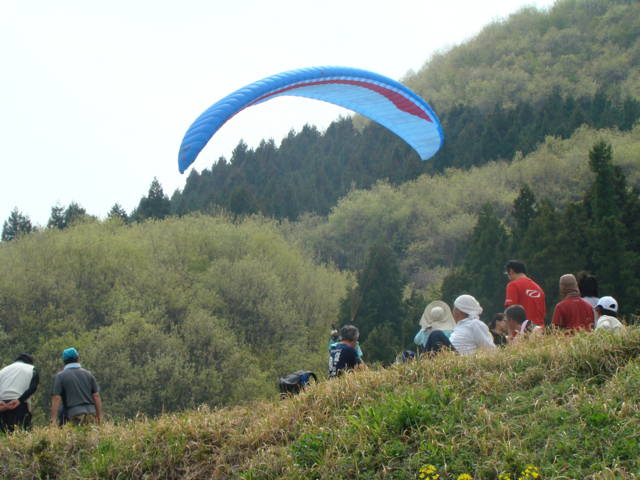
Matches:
[[328, 260, 625, 377], [415, 260, 623, 355], [0, 347, 101, 433], [3, 259, 626, 427]]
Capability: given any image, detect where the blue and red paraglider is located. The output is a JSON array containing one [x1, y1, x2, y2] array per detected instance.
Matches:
[[178, 66, 444, 173]]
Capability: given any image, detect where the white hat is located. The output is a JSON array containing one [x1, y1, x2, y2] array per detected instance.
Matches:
[[419, 300, 456, 331], [453, 294, 483, 317], [596, 296, 618, 313]]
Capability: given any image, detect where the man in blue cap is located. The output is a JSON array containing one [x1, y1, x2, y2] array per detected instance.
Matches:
[[50, 348, 102, 425]]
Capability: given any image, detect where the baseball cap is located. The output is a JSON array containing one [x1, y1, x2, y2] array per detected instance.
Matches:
[[596, 296, 618, 313]]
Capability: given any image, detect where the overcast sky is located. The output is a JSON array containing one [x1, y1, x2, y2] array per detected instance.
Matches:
[[1, 0, 556, 226]]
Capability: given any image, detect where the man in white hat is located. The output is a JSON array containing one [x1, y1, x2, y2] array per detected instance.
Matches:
[[449, 295, 496, 355], [595, 296, 624, 331]]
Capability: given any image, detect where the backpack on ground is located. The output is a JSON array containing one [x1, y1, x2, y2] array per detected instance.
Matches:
[[278, 370, 317, 396]]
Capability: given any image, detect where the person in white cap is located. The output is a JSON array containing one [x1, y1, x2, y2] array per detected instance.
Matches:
[[414, 300, 456, 354], [449, 294, 496, 355], [595, 296, 624, 331]]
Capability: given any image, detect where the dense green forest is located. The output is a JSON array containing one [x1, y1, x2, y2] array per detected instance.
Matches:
[[2, 0, 640, 421], [290, 126, 640, 286], [168, 90, 639, 219], [0, 217, 346, 419]]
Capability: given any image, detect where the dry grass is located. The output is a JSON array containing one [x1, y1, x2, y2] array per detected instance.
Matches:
[[2, 330, 640, 479]]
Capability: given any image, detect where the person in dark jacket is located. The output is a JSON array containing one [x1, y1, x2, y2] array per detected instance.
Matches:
[[328, 325, 363, 377], [50, 348, 102, 425], [0, 353, 38, 432]]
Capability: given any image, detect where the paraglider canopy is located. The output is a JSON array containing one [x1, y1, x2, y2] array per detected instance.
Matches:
[[178, 66, 444, 173]]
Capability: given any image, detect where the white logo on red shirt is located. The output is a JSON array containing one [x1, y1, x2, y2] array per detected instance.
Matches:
[[526, 289, 541, 298]]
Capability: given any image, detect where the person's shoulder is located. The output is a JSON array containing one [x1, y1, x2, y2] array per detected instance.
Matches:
[[338, 343, 356, 352], [337, 343, 358, 355]]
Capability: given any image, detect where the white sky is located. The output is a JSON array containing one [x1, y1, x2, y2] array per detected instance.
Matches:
[[1, 0, 555, 226]]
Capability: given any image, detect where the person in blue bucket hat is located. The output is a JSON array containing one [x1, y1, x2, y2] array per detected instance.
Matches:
[[50, 348, 102, 425]]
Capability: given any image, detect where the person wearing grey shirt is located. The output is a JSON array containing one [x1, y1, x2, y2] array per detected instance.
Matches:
[[50, 348, 102, 425]]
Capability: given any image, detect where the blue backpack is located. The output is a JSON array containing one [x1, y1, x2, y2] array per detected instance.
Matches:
[[278, 370, 318, 396]]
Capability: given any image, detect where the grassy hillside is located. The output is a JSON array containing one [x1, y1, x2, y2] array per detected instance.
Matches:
[[407, 0, 640, 112], [1, 330, 639, 479]]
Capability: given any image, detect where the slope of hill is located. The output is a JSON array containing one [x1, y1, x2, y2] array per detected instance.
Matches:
[[407, 0, 640, 112], [2, 330, 639, 479]]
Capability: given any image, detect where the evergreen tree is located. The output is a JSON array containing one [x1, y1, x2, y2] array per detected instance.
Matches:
[[47, 205, 66, 230], [583, 141, 638, 312], [64, 202, 88, 227], [134, 178, 171, 221], [228, 185, 259, 217], [1, 208, 34, 241], [517, 200, 565, 308], [462, 204, 510, 317], [340, 243, 405, 364], [107, 203, 129, 222], [510, 184, 538, 256], [440, 268, 475, 309]]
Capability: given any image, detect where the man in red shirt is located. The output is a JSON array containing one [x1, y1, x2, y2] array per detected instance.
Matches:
[[552, 274, 595, 331], [504, 260, 546, 326]]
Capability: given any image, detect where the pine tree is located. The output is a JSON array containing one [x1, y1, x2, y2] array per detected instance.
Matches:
[[63, 202, 88, 227], [47, 205, 66, 230], [584, 141, 638, 312], [462, 204, 510, 317], [107, 203, 129, 222], [228, 185, 258, 217], [340, 243, 405, 364], [510, 184, 537, 257], [134, 178, 171, 221], [1, 208, 34, 241]]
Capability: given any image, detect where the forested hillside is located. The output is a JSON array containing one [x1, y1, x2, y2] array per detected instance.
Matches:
[[0, 216, 346, 420], [407, 0, 640, 112], [169, 0, 640, 219], [283, 126, 640, 361]]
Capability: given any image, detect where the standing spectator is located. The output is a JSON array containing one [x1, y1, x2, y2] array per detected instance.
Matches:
[[504, 260, 546, 326], [449, 295, 496, 356], [328, 325, 363, 377], [552, 274, 595, 332], [595, 296, 624, 331], [0, 354, 38, 432], [50, 348, 102, 425]]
